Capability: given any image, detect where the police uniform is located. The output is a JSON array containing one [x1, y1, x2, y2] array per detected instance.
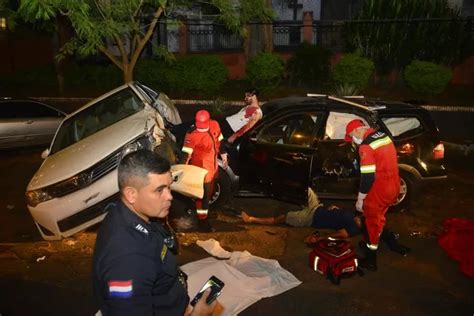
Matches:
[[358, 128, 400, 248], [93, 200, 188, 315], [181, 119, 223, 220]]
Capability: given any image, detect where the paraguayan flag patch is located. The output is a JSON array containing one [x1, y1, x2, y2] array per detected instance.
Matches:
[[108, 280, 133, 298]]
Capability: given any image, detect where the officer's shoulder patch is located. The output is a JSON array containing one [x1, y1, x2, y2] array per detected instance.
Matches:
[[109, 280, 133, 298], [134, 224, 149, 235]]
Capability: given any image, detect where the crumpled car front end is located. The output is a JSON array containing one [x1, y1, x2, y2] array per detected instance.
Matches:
[[26, 83, 205, 240]]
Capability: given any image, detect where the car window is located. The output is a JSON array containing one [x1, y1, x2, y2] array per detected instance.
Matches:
[[324, 112, 368, 140], [258, 113, 320, 147], [381, 116, 423, 138], [50, 88, 143, 154], [0, 101, 60, 118]]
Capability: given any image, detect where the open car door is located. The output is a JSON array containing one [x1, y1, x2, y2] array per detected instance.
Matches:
[[238, 111, 323, 204]]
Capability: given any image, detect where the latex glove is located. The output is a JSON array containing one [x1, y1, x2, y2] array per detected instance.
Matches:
[[355, 192, 367, 213], [221, 153, 228, 170]]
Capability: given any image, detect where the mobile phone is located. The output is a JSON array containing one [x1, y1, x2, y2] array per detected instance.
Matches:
[[190, 275, 225, 306]]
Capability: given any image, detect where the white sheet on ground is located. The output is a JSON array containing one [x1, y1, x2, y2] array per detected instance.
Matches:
[[181, 248, 302, 316]]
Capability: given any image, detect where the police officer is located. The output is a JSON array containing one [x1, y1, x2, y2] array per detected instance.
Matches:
[[345, 119, 400, 271], [181, 110, 227, 224], [93, 149, 217, 315]]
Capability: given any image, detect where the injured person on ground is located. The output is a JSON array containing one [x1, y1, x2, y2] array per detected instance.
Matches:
[[240, 188, 410, 256]]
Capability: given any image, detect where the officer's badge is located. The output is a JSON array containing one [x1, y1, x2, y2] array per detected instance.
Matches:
[[161, 244, 168, 262]]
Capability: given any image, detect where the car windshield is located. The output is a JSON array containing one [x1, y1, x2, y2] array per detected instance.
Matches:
[[50, 88, 144, 154]]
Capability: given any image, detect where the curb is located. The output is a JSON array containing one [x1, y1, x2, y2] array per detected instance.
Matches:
[[33, 97, 474, 111]]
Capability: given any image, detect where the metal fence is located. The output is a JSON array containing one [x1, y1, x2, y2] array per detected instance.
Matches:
[[184, 18, 473, 53], [188, 22, 242, 52]]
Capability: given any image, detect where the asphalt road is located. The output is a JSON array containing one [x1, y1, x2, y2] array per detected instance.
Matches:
[[0, 144, 473, 315]]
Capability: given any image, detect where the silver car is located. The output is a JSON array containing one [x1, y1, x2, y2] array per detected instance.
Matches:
[[0, 98, 65, 149]]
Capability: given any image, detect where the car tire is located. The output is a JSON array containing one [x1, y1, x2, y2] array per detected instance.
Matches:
[[210, 167, 232, 208], [390, 170, 418, 212]]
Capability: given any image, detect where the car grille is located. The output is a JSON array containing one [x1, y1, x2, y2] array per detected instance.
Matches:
[[48, 150, 122, 198], [57, 193, 119, 233], [90, 151, 122, 182]]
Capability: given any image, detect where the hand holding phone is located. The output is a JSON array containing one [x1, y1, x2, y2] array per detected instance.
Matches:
[[190, 275, 225, 306]]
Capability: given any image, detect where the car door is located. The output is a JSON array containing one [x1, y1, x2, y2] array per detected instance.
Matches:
[[20, 101, 65, 146], [238, 111, 323, 204], [311, 111, 369, 199], [0, 103, 25, 148]]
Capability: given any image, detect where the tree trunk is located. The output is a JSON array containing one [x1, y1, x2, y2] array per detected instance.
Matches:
[[123, 64, 133, 83]]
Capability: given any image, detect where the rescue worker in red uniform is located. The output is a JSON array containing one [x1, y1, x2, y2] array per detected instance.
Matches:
[[345, 119, 400, 271], [181, 110, 228, 224]]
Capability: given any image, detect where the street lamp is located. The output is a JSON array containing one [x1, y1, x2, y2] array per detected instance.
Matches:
[[0, 18, 7, 31]]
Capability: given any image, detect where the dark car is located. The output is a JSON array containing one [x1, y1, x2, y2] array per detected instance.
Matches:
[[215, 95, 447, 211], [0, 97, 65, 149]]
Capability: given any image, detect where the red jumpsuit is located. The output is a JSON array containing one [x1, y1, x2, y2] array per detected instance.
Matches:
[[359, 128, 400, 247], [182, 120, 223, 219]]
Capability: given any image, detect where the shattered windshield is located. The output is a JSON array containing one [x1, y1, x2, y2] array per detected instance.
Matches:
[[50, 88, 144, 154]]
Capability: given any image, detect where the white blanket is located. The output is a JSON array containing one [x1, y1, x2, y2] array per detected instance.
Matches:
[[181, 249, 302, 316]]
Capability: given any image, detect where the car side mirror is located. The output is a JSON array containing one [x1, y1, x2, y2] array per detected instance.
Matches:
[[41, 148, 50, 159]]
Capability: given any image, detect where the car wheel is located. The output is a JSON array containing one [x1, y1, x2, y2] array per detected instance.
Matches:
[[209, 168, 232, 208], [390, 171, 418, 212]]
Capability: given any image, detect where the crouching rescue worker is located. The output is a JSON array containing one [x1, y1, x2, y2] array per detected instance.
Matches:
[[345, 119, 400, 271], [93, 149, 217, 315], [181, 110, 228, 229]]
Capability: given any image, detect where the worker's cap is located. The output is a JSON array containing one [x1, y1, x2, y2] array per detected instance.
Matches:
[[345, 119, 365, 142], [195, 109, 210, 130]]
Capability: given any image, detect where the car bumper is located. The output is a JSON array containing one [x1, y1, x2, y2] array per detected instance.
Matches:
[[27, 170, 119, 240]]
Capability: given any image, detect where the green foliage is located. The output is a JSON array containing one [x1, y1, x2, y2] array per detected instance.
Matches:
[[345, 0, 470, 73], [64, 63, 122, 90], [208, 97, 232, 119], [287, 42, 331, 88], [333, 83, 361, 97], [0, 64, 57, 87], [246, 53, 285, 94], [404, 60, 452, 95], [18, 0, 274, 82], [135, 56, 228, 96], [332, 53, 375, 91]]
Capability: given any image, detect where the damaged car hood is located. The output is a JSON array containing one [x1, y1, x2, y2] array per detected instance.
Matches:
[[28, 110, 153, 190]]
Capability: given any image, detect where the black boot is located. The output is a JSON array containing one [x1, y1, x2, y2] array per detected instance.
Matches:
[[359, 248, 377, 272], [381, 229, 411, 256]]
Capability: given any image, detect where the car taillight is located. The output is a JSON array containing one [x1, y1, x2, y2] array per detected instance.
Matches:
[[432, 142, 444, 159]]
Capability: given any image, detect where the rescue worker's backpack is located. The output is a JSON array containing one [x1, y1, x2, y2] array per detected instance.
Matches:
[[309, 238, 363, 284]]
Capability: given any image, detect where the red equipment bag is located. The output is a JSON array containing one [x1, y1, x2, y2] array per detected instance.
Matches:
[[309, 238, 363, 284]]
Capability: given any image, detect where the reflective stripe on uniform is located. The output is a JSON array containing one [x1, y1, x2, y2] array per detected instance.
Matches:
[[369, 136, 392, 150], [182, 146, 193, 155], [360, 164, 376, 174], [196, 209, 208, 215], [367, 243, 378, 250], [218, 134, 224, 141]]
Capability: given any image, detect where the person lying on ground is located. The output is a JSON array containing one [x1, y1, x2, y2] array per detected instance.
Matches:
[[241, 188, 410, 255]]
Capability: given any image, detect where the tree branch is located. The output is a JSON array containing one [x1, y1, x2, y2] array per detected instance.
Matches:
[[130, 6, 164, 70], [99, 46, 124, 70]]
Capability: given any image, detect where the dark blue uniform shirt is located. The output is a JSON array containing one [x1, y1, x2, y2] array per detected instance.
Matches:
[[311, 207, 361, 237], [93, 200, 188, 315]]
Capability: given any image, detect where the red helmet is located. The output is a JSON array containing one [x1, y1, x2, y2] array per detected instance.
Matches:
[[195, 110, 210, 130], [345, 119, 365, 142]]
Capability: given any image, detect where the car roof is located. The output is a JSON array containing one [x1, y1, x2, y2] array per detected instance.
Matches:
[[262, 95, 427, 116], [0, 97, 66, 115]]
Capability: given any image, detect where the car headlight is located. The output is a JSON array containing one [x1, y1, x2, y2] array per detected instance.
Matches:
[[121, 136, 151, 158], [26, 189, 53, 207]]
